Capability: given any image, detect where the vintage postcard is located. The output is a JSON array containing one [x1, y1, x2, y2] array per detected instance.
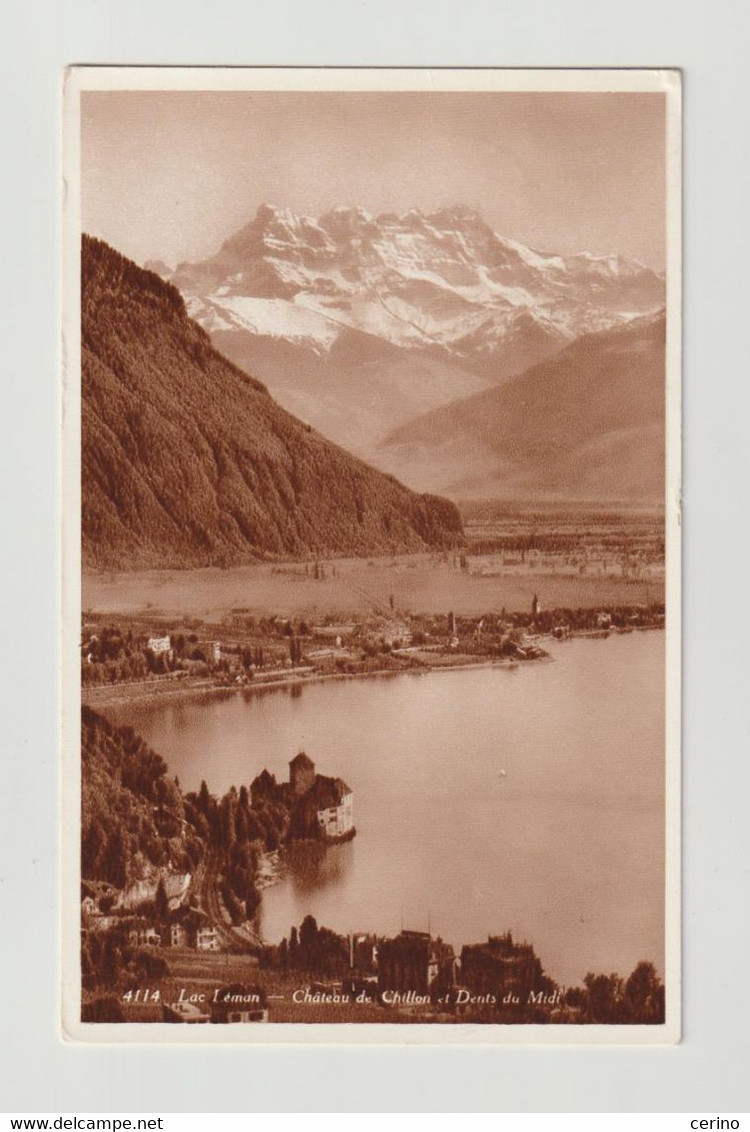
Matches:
[[61, 67, 681, 1043]]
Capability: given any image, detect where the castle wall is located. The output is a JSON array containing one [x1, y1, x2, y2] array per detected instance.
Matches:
[[316, 792, 354, 838]]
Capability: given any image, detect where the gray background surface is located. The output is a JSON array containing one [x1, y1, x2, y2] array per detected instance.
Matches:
[[2, 0, 748, 1112]]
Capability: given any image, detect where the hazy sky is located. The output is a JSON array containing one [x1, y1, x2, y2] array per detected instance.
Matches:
[[81, 90, 666, 270]]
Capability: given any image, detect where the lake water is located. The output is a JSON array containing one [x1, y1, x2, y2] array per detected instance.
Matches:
[[108, 632, 665, 987]]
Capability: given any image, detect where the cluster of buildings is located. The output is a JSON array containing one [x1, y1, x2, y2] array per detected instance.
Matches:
[[366, 928, 557, 1015], [131, 910, 221, 955], [158, 928, 553, 1025], [82, 895, 221, 952], [377, 930, 457, 998], [313, 927, 555, 1017], [459, 932, 552, 1003], [146, 636, 222, 664]]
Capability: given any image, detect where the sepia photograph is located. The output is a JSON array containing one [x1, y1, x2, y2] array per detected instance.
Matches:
[[62, 68, 681, 1042]]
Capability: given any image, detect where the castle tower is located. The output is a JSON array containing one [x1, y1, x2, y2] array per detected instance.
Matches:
[[289, 751, 315, 797]]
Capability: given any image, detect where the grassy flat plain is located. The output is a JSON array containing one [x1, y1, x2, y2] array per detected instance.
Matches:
[[83, 553, 664, 622]]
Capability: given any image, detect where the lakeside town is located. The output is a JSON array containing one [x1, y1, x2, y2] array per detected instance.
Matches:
[[81, 592, 665, 709], [82, 506, 666, 707]]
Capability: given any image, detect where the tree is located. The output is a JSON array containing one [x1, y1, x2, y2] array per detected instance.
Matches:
[[102, 827, 128, 889], [198, 779, 210, 816], [99, 932, 124, 987], [235, 806, 249, 843], [82, 823, 103, 877], [245, 881, 261, 920], [624, 961, 664, 1023], [300, 914, 319, 964], [133, 949, 169, 981], [154, 877, 169, 922], [583, 972, 624, 1023], [218, 793, 236, 850]]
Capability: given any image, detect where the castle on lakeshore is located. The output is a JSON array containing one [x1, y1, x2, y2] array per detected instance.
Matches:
[[251, 751, 355, 843]]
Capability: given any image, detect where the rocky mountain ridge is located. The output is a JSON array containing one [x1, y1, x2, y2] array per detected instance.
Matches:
[[156, 203, 664, 456]]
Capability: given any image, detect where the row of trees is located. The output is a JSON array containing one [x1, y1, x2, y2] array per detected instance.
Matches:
[[82, 619, 299, 687], [575, 963, 665, 1024], [82, 652, 150, 687], [190, 780, 288, 855], [261, 916, 350, 975], [468, 533, 665, 556], [439, 604, 664, 639]]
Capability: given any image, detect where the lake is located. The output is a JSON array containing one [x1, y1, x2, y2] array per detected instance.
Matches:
[[108, 631, 665, 987]]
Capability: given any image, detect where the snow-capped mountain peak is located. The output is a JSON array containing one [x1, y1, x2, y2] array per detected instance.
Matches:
[[161, 203, 664, 457]]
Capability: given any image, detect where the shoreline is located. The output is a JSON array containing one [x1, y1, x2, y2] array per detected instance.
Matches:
[[82, 655, 526, 711], [82, 625, 662, 712]]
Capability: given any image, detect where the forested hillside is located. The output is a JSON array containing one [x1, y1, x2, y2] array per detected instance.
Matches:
[[81, 236, 463, 569], [82, 707, 324, 922], [82, 708, 288, 914], [81, 706, 202, 888]]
